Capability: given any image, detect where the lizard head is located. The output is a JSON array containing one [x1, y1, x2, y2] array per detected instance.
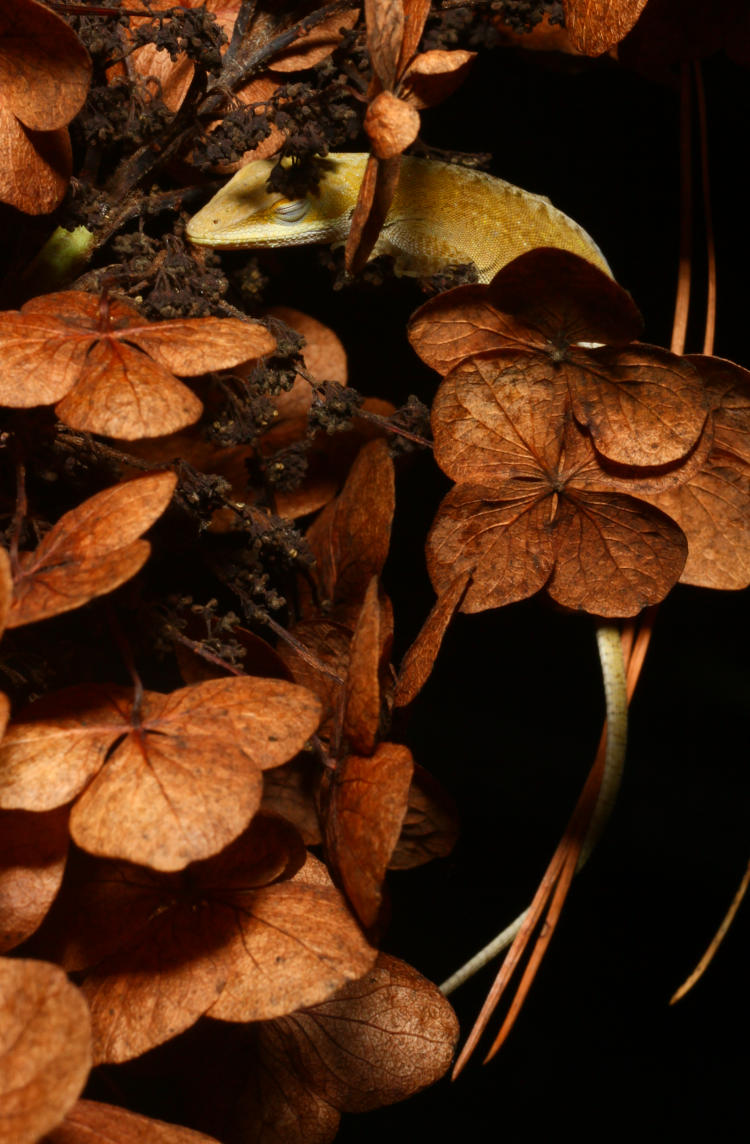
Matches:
[[186, 154, 369, 250]]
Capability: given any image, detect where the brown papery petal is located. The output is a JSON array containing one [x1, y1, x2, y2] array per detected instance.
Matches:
[[0, 807, 69, 952], [206, 880, 376, 1022], [394, 572, 469, 707], [365, 0, 404, 90], [389, 764, 460, 869], [8, 472, 176, 628], [426, 483, 555, 612], [546, 490, 687, 615], [0, 307, 93, 406], [563, 0, 649, 55], [569, 344, 707, 466], [55, 339, 204, 440], [305, 438, 395, 608], [122, 317, 276, 375], [400, 48, 476, 109], [267, 953, 458, 1113], [0, 958, 91, 1144], [431, 355, 568, 486], [270, 7, 360, 71], [0, 549, 11, 637], [0, 0, 91, 131], [343, 578, 382, 756], [0, 685, 133, 810], [648, 463, 750, 590], [45, 1099, 222, 1143], [365, 90, 420, 159], [326, 742, 414, 927]]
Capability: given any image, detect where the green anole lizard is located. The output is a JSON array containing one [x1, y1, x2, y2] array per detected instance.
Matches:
[[186, 152, 611, 281], [187, 151, 627, 1017]]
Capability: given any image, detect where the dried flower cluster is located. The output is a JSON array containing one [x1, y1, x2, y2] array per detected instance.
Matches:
[[0, 0, 747, 1140]]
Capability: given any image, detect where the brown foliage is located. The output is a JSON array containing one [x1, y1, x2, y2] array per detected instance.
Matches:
[[36, 822, 374, 1063], [209, 952, 458, 1144], [0, 958, 91, 1144], [0, 806, 68, 952], [44, 1100, 221, 1144], [563, 0, 649, 55], [7, 472, 176, 629], [0, 0, 91, 213], [0, 291, 275, 439], [0, 676, 321, 871]]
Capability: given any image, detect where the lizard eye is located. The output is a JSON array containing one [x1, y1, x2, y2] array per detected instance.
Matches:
[[272, 198, 310, 223]]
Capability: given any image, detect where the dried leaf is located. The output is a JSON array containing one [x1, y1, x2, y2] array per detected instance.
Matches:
[[304, 439, 395, 609], [0, 958, 91, 1144], [563, 0, 649, 55], [8, 472, 176, 629], [0, 291, 275, 439], [0, 107, 72, 214], [343, 578, 383, 756], [645, 358, 750, 590], [365, 0, 404, 89], [394, 572, 469, 707], [400, 49, 476, 109], [0, 547, 11, 638], [428, 358, 688, 616], [255, 953, 457, 1120], [396, 0, 432, 73], [0, 0, 91, 131], [261, 755, 322, 846], [0, 807, 69, 953], [389, 763, 459, 869], [40, 817, 373, 1063], [45, 1100, 221, 1144], [266, 306, 348, 422], [0, 675, 321, 871], [270, 8, 359, 71], [365, 90, 420, 159], [326, 742, 413, 927], [0, 0, 90, 213], [344, 153, 403, 276]]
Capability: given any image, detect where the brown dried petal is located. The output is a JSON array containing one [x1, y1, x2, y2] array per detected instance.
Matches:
[[123, 317, 275, 375], [0, 958, 91, 1144], [400, 48, 476, 109], [569, 344, 707, 466], [648, 463, 750, 590], [343, 578, 382, 756], [546, 489, 688, 615], [55, 338, 204, 440], [326, 742, 413, 927], [305, 438, 395, 608], [0, 0, 91, 130], [427, 484, 555, 612], [345, 153, 402, 276], [261, 756, 322, 846], [0, 685, 134, 810], [394, 572, 469, 707], [0, 308, 93, 408], [365, 0, 404, 89], [389, 764, 460, 869], [45, 1099, 222, 1144], [0, 807, 69, 953], [265, 953, 458, 1113], [365, 90, 420, 159], [73, 677, 320, 870], [0, 108, 72, 215], [270, 8, 359, 71], [0, 548, 11, 637], [8, 472, 176, 628], [563, 0, 649, 55]]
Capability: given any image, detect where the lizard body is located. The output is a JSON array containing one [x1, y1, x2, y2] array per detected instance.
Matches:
[[186, 152, 611, 281]]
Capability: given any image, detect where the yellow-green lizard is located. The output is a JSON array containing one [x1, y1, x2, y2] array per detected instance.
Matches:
[[186, 151, 610, 281]]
